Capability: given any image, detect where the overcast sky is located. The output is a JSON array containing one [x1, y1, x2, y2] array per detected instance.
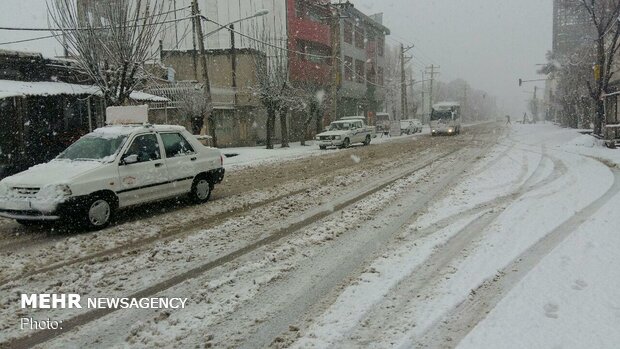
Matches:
[[0, 0, 553, 116], [348, 0, 553, 117]]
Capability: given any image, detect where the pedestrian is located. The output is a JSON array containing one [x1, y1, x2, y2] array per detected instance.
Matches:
[[523, 112, 527, 124], [506, 115, 511, 125]]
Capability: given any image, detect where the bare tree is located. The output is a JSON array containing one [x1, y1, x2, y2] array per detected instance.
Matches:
[[544, 48, 596, 128], [48, 0, 167, 106], [289, 83, 327, 146], [249, 30, 292, 149], [173, 84, 209, 134], [580, 0, 620, 135]]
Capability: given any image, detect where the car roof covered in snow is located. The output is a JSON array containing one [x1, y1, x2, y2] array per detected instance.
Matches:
[[91, 124, 188, 138], [433, 102, 460, 109]]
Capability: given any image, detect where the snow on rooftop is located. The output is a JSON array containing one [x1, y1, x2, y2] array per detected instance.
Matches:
[[128, 91, 169, 102], [0, 79, 168, 102], [0, 79, 99, 98]]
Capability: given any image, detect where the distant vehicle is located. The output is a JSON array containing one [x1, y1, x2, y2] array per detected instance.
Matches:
[[376, 112, 392, 135], [316, 119, 374, 149], [411, 119, 424, 133], [400, 119, 423, 134], [430, 102, 462, 136], [0, 109, 225, 230]]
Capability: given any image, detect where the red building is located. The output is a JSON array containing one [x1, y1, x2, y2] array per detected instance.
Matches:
[[286, 0, 333, 86]]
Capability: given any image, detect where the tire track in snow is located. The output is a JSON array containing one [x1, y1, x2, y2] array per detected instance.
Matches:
[[414, 164, 620, 349], [317, 146, 564, 347]]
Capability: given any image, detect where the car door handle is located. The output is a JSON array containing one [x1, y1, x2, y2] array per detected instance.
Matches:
[[190, 157, 197, 161], [154, 163, 163, 168]]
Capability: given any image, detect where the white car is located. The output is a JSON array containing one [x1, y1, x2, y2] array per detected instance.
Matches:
[[316, 120, 374, 149], [411, 119, 423, 133], [400, 119, 423, 134], [0, 124, 225, 230]]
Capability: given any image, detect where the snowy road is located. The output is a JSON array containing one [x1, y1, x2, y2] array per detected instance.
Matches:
[[2, 123, 620, 349]]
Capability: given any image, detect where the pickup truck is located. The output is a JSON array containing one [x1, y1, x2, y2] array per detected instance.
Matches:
[[316, 119, 374, 149]]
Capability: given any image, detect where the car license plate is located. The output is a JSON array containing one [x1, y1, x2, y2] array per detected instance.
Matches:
[[1, 200, 31, 210]]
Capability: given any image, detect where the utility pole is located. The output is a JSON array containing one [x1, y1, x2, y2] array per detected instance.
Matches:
[[420, 71, 426, 123], [193, 0, 216, 146], [230, 24, 237, 107], [191, 1, 198, 81], [533, 86, 538, 123], [463, 85, 468, 121], [329, 5, 342, 125], [410, 77, 415, 117], [426, 65, 440, 121], [400, 44, 414, 121]]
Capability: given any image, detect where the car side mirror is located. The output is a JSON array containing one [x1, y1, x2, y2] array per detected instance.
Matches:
[[122, 154, 139, 165]]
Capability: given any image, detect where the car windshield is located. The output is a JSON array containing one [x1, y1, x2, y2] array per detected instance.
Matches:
[[57, 135, 128, 161], [431, 110, 453, 121], [329, 122, 352, 131]]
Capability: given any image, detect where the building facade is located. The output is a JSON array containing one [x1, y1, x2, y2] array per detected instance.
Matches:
[[333, 2, 389, 121], [552, 0, 594, 56]]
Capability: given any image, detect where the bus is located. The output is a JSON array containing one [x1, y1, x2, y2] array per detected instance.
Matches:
[[430, 102, 461, 136]]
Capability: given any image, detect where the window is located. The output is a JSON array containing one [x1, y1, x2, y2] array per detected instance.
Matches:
[[295, 0, 305, 18], [378, 67, 384, 86], [367, 65, 376, 83], [344, 21, 353, 44], [124, 134, 161, 163], [355, 26, 365, 49], [378, 36, 385, 56], [344, 56, 353, 81], [58, 135, 127, 161], [355, 59, 365, 83], [295, 0, 324, 22], [297, 40, 331, 64], [160, 133, 195, 158]]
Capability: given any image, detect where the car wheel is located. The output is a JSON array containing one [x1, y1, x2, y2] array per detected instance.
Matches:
[[341, 138, 351, 149], [319, 145, 327, 150], [190, 176, 213, 204], [363, 135, 371, 146], [85, 195, 114, 230]]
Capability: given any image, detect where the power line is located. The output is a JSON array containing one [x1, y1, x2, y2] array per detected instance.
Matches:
[[0, 34, 57, 46], [0, 6, 191, 32], [0, 14, 195, 47]]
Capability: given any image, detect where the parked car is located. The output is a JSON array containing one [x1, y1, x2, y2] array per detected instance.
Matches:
[[400, 119, 424, 135], [316, 119, 374, 149], [411, 119, 424, 133], [0, 124, 225, 230]]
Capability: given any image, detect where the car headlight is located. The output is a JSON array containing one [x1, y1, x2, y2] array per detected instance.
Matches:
[[36, 184, 72, 201], [333, 136, 341, 140], [0, 182, 8, 197], [448, 128, 454, 133]]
